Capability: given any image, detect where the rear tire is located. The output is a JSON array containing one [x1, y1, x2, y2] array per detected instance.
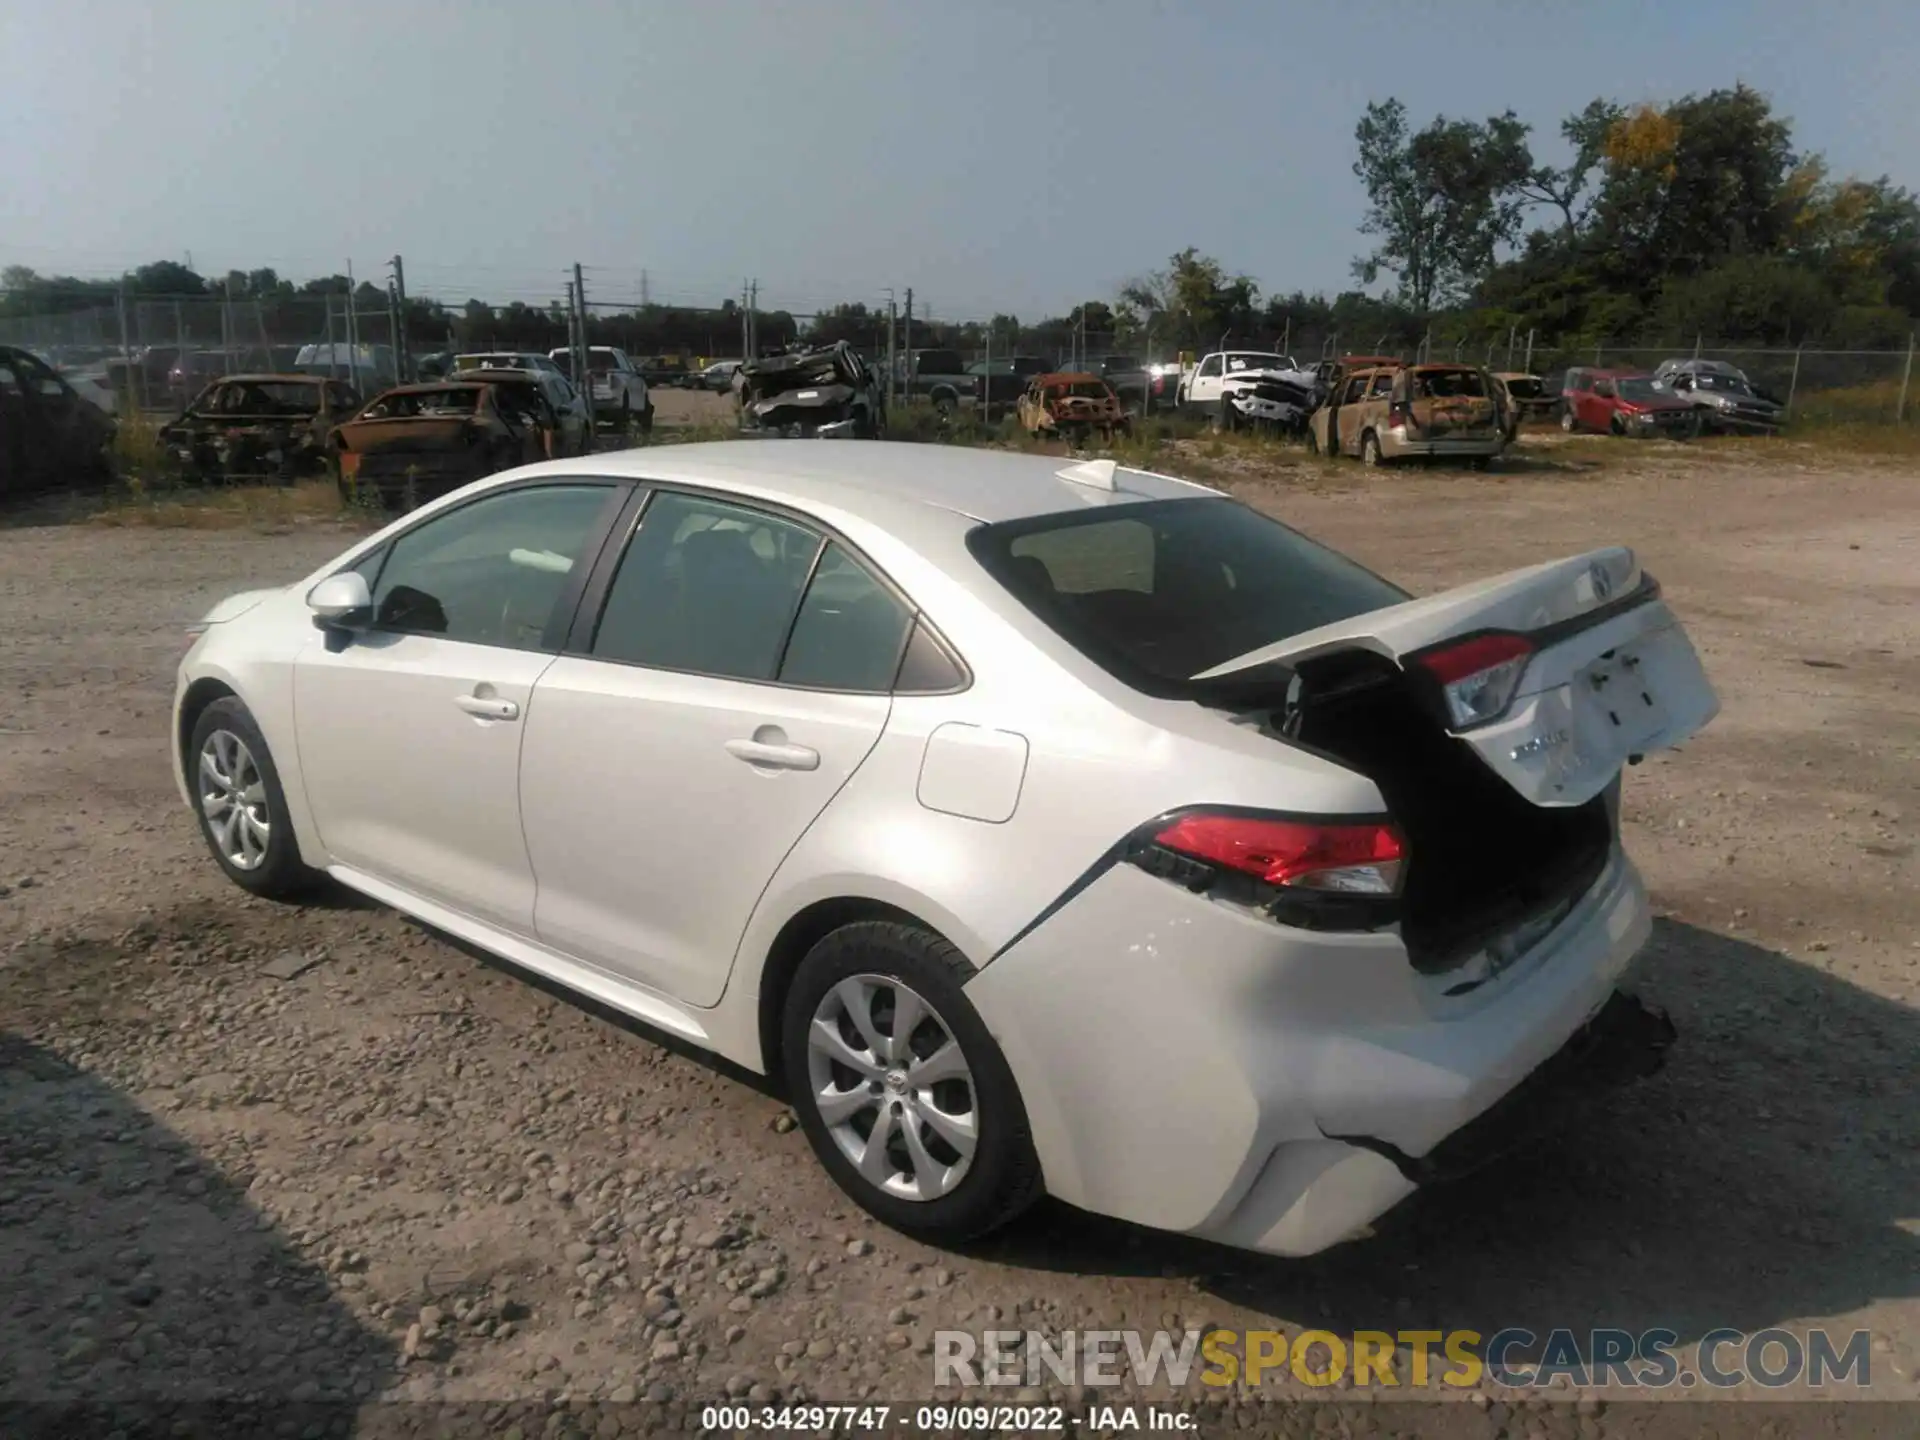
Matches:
[[782, 921, 1042, 1246], [187, 698, 320, 901], [1304, 428, 1320, 456], [1560, 407, 1578, 434]]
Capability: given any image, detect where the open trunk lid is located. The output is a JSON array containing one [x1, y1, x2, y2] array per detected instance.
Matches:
[[1195, 547, 1718, 807]]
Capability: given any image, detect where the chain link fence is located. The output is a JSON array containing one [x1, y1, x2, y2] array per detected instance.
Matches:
[[6, 280, 1916, 425]]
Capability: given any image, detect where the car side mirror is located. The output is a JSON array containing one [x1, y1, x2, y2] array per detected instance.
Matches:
[[308, 571, 373, 628]]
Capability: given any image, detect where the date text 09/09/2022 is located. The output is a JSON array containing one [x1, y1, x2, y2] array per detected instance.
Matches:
[[698, 1404, 1192, 1432]]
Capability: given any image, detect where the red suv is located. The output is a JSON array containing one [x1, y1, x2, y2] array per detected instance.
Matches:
[[1559, 368, 1698, 438]]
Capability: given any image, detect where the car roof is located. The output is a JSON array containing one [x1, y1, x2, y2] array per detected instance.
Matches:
[[498, 440, 1219, 527], [1035, 372, 1105, 385]]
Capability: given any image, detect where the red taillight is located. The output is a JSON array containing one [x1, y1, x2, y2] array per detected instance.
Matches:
[[1414, 632, 1535, 728], [1389, 399, 1414, 429], [1152, 813, 1406, 895]]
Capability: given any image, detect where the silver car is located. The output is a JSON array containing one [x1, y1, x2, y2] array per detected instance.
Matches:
[[173, 443, 1718, 1256]]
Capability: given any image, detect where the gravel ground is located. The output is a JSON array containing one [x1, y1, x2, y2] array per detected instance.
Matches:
[[0, 438, 1915, 1438]]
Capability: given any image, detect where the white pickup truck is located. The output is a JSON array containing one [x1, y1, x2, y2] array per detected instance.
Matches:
[[1178, 350, 1320, 432], [547, 347, 654, 434]]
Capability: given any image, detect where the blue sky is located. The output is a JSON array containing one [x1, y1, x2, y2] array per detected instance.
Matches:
[[4, 0, 1917, 319]]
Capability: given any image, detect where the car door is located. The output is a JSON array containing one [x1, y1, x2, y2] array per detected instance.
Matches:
[[1184, 354, 1223, 410], [292, 480, 627, 933], [518, 487, 910, 1006]]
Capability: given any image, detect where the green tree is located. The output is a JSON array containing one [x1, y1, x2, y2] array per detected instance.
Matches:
[[129, 260, 206, 295], [1351, 99, 1535, 313], [1515, 99, 1623, 244]]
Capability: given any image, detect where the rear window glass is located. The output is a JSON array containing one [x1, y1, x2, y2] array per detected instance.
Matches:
[[359, 388, 483, 418], [967, 498, 1407, 692], [1412, 369, 1487, 398]]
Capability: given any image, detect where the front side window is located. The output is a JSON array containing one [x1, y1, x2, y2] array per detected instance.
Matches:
[[970, 498, 1408, 692], [591, 492, 821, 681], [370, 483, 613, 648], [1196, 356, 1223, 378]]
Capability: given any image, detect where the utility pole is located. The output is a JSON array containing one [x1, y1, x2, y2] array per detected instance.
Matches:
[[389, 255, 411, 381], [573, 262, 588, 397], [885, 291, 897, 408], [748, 279, 759, 360], [640, 270, 649, 308], [741, 281, 750, 361], [220, 276, 235, 374], [903, 288, 913, 398], [386, 280, 400, 370], [346, 260, 360, 387]]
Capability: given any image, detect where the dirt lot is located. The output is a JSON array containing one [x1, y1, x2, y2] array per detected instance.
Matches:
[[1, 437, 1915, 1436]]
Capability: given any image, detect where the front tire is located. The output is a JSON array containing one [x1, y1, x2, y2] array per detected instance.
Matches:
[[782, 921, 1042, 1245], [1560, 407, 1577, 434], [187, 697, 318, 900], [1360, 430, 1383, 467]]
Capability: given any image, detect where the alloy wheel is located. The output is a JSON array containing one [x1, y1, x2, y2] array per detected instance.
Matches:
[[806, 974, 978, 1202], [198, 728, 270, 871]]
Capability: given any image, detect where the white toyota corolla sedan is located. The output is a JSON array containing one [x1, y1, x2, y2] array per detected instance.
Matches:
[[173, 441, 1718, 1256]]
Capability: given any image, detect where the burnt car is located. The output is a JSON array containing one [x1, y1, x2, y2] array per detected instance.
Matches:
[[158, 374, 360, 482], [1015, 372, 1131, 444], [0, 344, 117, 498], [1488, 372, 1556, 441], [737, 342, 884, 438], [332, 376, 568, 512]]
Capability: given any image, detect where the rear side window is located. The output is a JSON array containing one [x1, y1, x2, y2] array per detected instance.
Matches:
[[778, 544, 914, 691], [969, 498, 1408, 693]]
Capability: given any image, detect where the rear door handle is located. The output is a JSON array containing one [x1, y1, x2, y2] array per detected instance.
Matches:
[[455, 694, 520, 721], [725, 738, 819, 771]]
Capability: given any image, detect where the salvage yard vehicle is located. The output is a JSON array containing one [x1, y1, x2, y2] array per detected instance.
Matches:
[[1015, 372, 1131, 444], [0, 344, 116, 497], [158, 374, 361, 483], [1653, 359, 1784, 433], [698, 359, 744, 391], [1179, 351, 1306, 417], [737, 342, 884, 438], [1308, 364, 1506, 467], [1558, 369, 1699, 439], [330, 376, 570, 511], [174, 441, 1716, 1256], [897, 349, 978, 415], [1489, 372, 1556, 441], [967, 356, 1051, 411], [548, 346, 654, 435]]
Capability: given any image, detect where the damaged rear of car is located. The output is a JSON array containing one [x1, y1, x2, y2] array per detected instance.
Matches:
[[331, 377, 562, 512], [965, 494, 1714, 1255], [736, 342, 885, 439], [158, 374, 358, 484], [1016, 372, 1130, 443]]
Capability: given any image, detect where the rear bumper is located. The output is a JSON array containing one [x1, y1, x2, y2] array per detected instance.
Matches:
[[1381, 431, 1505, 458], [965, 846, 1657, 1257]]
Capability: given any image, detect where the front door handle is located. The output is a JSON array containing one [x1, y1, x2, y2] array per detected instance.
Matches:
[[725, 738, 819, 771], [455, 693, 520, 721]]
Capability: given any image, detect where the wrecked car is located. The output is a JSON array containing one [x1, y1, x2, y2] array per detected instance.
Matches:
[[0, 344, 117, 498], [1489, 372, 1556, 441], [1015, 372, 1131, 444], [157, 374, 360, 483], [1217, 367, 1318, 436], [1309, 364, 1505, 467], [1559, 369, 1699, 439], [331, 376, 568, 512], [737, 342, 884, 438], [1653, 360, 1784, 433]]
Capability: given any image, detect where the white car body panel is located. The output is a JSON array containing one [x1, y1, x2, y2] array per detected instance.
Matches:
[[292, 631, 554, 935], [1197, 546, 1720, 807], [172, 441, 1717, 1259], [519, 659, 891, 1007]]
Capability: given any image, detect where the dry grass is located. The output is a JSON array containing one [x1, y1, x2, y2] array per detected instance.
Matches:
[[88, 478, 356, 531]]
